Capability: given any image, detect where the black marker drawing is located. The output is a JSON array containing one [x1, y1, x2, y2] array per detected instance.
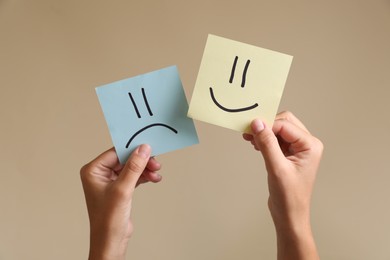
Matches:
[[229, 56, 238, 84], [126, 123, 178, 148], [126, 88, 178, 149], [241, 59, 250, 88], [210, 56, 259, 112], [128, 92, 141, 118], [209, 87, 258, 112], [142, 88, 153, 116]]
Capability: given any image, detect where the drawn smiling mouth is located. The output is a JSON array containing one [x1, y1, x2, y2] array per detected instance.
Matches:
[[126, 123, 178, 148], [209, 87, 259, 113]]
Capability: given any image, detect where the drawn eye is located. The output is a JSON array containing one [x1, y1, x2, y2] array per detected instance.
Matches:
[[228, 56, 251, 88], [128, 88, 153, 118], [229, 56, 238, 84]]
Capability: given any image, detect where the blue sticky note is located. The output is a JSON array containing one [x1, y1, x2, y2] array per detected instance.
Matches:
[[96, 66, 199, 164]]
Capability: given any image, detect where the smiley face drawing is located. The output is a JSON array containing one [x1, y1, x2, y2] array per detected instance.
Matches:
[[188, 34, 293, 133], [209, 56, 259, 113], [96, 66, 199, 165]]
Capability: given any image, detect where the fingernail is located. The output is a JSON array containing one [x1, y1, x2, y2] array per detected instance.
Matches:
[[252, 119, 265, 134], [154, 172, 162, 180], [138, 144, 151, 158]]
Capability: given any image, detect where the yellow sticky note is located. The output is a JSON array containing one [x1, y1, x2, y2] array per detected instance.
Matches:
[[188, 34, 293, 133]]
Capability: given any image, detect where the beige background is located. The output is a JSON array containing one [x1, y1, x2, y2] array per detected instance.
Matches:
[[1, 1, 389, 259]]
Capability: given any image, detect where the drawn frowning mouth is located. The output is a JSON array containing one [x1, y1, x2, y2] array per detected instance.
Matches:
[[126, 123, 178, 148]]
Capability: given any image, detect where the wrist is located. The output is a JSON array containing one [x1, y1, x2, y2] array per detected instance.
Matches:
[[275, 227, 319, 260], [89, 226, 129, 260], [268, 197, 312, 236], [272, 210, 311, 237], [272, 216, 319, 260], [274, 219, 313, 244]]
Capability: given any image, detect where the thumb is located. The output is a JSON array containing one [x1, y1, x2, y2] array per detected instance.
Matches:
[[118, 144, 151, 190], [251, 119, 285, 168]]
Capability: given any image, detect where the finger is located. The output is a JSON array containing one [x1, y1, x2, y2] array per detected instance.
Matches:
[[242, 133, 254, 141], [136, 171, 162, 187], [242, 133, 259, 150], [275, 111, 310, 133], [91, 147, 122, 171], [251, 119, 286, 167], [118, 144, 151, 190], [145, 171, 162, 183], [272, 119, 312, 154], [81, 147, 122, 181], [136, 178, 149, 187], [146, 157, 162, 172]]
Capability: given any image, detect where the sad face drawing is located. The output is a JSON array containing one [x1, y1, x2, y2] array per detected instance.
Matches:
[[126, 87, 178, 149], [96, 66, 199, 164]]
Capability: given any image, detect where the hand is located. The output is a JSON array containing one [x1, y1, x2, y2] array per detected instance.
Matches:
[[243, 111, 323, 260], [80, 144, 162, 260]]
